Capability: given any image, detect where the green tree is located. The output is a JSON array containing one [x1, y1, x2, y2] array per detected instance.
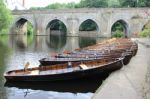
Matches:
[[108, 0, 121, 7], [45, 3, 64, 9], [0, 0, 13, 34], [138, 0, 150, 7], [111, 21, 125, 38], [139, 21, 150, 37], [30, 0, 150, 10], [112, 30, 125, 38], [44, 2, 76, 9], [65, 2, 76, 8], [119, 0, 150, 7], [119, 0, 137, 7], [79, 0, 108, 8]]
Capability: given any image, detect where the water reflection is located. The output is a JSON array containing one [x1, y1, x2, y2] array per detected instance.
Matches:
[[5, 74, 108, 93], [7, 89, 93, 99], [9, 34, 34, 51], [7, 33, 104, 53], [4, 74, 109, 99], [79, 36, 97, 48], [46, 31, 67, 52], [15, 35, 28, 50], [0, 34, 107, 99]]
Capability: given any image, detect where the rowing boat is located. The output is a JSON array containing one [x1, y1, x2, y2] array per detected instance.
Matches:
[[4, 57, 124, 82]]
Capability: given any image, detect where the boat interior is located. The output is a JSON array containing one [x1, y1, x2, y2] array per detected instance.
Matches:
[[6, 57, 120, 76]]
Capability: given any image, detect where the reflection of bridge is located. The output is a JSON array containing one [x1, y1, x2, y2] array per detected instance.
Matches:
[[9, 34, 100, 53], [11, 8, 150, 37]]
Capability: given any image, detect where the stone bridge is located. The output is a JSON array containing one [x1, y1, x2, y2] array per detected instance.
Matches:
[[11, 8, 150, 37]]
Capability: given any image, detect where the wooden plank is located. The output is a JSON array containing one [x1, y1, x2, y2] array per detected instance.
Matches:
[[79, 64, 88, 69]]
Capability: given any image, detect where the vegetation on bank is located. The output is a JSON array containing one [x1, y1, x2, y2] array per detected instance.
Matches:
[[27, 22, 33, 35], [0, 0, 13, 34], [139, 22, 150, 37], [111, 21, 125, 38], [112, 30, 124, 38]]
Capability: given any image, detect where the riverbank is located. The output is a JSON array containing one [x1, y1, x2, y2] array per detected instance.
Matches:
[[92, 38, 150, 99]]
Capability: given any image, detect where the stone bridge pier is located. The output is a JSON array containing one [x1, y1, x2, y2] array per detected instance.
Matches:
[[11, 8, 150, 37]]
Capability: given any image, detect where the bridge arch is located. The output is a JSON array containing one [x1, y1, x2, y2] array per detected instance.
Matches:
[[78, 19, 99, 36], [79, 19, 99, 31], [46, 19, 67, 35], [14, 17, 35, 35], [111, 19, 129, 38]]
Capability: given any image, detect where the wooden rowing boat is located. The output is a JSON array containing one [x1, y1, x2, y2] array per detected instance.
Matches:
[[39, 52, 131, 66], [4, 57, 124, 82], [39, 38, 138, 66], [39, 57, 101, 66]]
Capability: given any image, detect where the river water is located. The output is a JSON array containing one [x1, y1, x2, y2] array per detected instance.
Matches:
[[0, 34, 107, 99]]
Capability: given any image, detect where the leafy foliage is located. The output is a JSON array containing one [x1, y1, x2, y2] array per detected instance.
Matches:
[[46, 3, 68, 9], [50, 20, 66, 31], [79, 20, 97, 31], [27, 22, 33, 35], [139, 29, 150, 37], [119, 0, 137, 7], [79, 0, 108, 8], [0, 0, 13, 34], [112, 30, 125, 38], [31, 2, 77, 9], [112, 21, 124, 32], [30, 0, 150, 10], [108, 0, 121, 7], [111, 21, 126, 38], [46, 20, 67, 32], [139, 22, 150, 37], [119, 0, 150, 7]]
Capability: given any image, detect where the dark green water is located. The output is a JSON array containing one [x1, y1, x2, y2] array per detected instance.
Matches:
[[0, 34, 107, 99]]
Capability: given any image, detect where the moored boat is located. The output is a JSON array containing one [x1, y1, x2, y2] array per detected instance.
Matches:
[[39, 52, 131, 66], [4, 57, 124, 82], [39, 46, 134, 66], [39, 57, 101, 66]]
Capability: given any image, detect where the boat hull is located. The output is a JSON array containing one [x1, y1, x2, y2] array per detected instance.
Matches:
[[123, 54, 132, 65], [39, 58, 92, 66], [4, 59, 123, 82], [39, 53, 132, 66], [132, 48, 138, 56]]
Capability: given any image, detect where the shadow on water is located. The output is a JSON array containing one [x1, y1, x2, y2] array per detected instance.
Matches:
[[46, 31, 67, 51], [79, 36, 108, 48], [9, 34, 34, 51], [79, 36, 97, 48], [4, 73, 109, 93]]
